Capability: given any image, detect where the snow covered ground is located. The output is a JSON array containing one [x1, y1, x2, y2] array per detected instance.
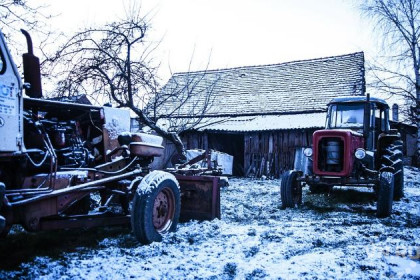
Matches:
[[0, 167, 419, 279]]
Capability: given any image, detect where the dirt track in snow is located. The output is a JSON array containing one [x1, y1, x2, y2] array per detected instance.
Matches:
[[0, 167, 419, 279]]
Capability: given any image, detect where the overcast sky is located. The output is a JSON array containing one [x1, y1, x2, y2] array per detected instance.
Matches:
[[40, 0, 372, 83]]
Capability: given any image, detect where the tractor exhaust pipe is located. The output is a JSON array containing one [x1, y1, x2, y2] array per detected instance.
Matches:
[[363, 93, 370, 148], [21, 29, 42, 98]]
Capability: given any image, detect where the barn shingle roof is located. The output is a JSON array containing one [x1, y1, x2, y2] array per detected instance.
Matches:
[[156, 52, 365, 119]]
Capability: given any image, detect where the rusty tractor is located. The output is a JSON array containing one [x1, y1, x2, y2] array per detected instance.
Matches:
[[0, 29, 221, 244]]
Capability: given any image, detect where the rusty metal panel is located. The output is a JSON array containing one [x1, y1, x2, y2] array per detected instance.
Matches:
[[21, 198, 57, 231], [175, 175, 220, 222], [40, 215, 130, 231], [56, 191, 89, 214]]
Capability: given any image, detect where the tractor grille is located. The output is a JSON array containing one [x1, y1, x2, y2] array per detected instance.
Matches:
[[317, 137, 344, 173]]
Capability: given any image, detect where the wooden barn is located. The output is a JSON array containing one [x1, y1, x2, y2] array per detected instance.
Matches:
[[152, 52, 366, 177]]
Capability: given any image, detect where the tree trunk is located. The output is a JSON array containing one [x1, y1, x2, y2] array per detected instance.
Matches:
[[414, 43, 420, 166], [167, 132, 187, 163], [416, 91, 420, 167], [416, 67, 420, 167]]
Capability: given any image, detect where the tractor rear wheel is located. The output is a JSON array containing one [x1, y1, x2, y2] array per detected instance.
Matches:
[[280, 170, 302, 209], [381, 140, 404, 200], [131, 171, 181, 244], [376, 171, 394, 218]]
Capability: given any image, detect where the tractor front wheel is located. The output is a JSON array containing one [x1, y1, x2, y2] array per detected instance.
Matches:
[[131, 171, 181, 244], [280, 170, 302, 209], [376, 171, 394, 218]]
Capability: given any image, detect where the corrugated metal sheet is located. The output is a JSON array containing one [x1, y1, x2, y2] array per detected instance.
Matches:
[[192, 112, 327, 132]]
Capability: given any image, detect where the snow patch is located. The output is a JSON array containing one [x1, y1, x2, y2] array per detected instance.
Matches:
[[137, 170, 180, 195], [0, 167, 419, 279], [103, 107, 131, 140]]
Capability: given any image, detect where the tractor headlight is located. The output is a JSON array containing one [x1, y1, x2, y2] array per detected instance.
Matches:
[[303, 147, 313, 157], [354, 148, 366, 160]]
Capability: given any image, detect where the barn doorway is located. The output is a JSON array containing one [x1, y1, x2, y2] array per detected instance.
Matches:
[[207, 133, 244, 176]]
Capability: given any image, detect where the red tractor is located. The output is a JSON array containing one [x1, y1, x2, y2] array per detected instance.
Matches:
[[0, 30, 221, 244], [280, 95, 404, 217]]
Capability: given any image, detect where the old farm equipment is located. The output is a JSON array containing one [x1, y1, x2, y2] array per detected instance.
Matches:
[[281, 95, 404, 217], [0, 29, 221, 244]]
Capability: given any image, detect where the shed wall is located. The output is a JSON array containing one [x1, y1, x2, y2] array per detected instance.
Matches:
[[243, 130, 316, 178]]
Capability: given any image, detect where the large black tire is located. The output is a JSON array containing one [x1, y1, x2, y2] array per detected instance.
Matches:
[[280, 170, 302, 209], [308, 184, 330, 194], [131, 171, 181, 244], [376, 172, 394, 218], [381, 140, 404, 200]]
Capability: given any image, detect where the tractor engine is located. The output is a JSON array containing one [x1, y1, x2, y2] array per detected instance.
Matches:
[[24, 115, 95, 169], [0, 99, 106, 189]]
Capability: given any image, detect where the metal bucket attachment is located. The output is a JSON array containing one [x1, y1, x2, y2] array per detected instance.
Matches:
[[175, 175, 221, 222]]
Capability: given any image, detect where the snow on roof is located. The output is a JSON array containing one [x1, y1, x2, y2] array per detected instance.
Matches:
[[154, 52, 365, 118], [190, 112, 327, 132]]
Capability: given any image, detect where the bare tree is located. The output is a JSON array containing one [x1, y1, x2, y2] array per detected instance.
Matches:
[[361, 0, 420, 165], [0, 1, 51, 50], [44, 10, 218, 162], [145, 68, 220, 132]]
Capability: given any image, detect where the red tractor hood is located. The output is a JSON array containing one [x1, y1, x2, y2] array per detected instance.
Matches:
[[312, 129, 364, 177]]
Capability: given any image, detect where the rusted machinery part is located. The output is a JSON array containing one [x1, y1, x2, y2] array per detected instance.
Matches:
[[9, 169, 142, 207], [60, 156, 139, 176], [105, 145, 130, 162], [152, 187, 176, 232]]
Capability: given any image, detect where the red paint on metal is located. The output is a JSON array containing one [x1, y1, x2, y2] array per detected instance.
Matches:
[[312, 129, 364, 177]]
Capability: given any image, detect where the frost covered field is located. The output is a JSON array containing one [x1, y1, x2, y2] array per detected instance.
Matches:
[[0, 167, 419, 279]]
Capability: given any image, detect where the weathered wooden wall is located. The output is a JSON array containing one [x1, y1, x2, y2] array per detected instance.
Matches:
[[243, 129, 316, 178], [183, 132, 208, 151]]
